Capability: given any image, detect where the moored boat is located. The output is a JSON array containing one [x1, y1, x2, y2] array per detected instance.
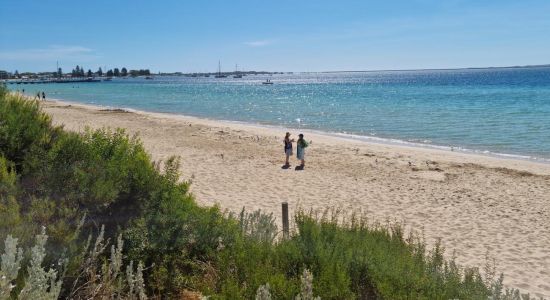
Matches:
[[233, 64, 243, 78], [215, 61, 227, 78]]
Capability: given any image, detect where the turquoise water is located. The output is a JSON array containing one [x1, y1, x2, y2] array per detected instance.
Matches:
[[12, 67, 550, 162]]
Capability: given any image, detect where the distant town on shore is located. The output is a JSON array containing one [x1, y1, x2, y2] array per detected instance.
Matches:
[[0, 64, 285, 81]]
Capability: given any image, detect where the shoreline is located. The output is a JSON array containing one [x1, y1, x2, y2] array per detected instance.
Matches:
[[43, 96, 550, 174], [40, 97, 550, 298]]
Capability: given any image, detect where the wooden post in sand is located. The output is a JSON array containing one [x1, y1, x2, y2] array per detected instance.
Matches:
[[282, 202, 289, 239]]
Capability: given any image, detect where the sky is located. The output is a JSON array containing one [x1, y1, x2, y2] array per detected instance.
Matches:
[[1, 0, 549, 73]]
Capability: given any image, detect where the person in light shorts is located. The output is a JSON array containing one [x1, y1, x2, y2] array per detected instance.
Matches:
[[283, 132, 294, 167], [296, 133, 309, 168]]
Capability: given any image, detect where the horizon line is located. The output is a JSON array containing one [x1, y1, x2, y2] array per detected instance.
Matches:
[[170, 63, 550, 74], [4, 63, 549, 75], [313, 63, 550, 74]]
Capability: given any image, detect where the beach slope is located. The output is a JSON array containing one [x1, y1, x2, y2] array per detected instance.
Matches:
[[42, 100, 550, 298]]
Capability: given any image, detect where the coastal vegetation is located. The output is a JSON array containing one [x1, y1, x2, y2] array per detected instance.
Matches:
[[1, 66, 147, 80], [0, 84, 542, 299]]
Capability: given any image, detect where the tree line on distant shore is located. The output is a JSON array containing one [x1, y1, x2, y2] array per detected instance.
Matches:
[[1, 66, 151, 79], [67, 65, 151, 78]]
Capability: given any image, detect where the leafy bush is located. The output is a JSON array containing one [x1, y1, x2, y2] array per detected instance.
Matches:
[[0, 156, 21, 238], [0, 91, 61, 174]]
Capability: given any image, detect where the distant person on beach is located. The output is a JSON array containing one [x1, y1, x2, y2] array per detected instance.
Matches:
[[41, 92, 46, 100], [283, 132, 294, 167], [35, 92, 40, 100], [296, 133, 309, 168]]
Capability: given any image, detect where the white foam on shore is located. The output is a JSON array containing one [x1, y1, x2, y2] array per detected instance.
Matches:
[[327, 131, 550, 164], [46, 97, 550, 165]]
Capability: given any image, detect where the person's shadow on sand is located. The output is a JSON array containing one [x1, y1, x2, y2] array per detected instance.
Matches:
[[294, 165, 304, 171]]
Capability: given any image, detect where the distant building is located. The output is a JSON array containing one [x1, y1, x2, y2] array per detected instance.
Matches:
[[0, 70, 9, 79]]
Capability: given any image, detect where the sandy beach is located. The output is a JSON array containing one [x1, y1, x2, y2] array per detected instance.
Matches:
[[41, 99, 550, 298]]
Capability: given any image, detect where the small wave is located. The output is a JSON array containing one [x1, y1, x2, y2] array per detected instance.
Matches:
[[326, 131, 550, 164]]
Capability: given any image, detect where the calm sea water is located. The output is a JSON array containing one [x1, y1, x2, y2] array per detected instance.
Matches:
[[13, 67, 550, 162]]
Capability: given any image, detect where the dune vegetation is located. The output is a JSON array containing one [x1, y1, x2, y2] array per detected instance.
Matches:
[[0, 85, 540, 299]]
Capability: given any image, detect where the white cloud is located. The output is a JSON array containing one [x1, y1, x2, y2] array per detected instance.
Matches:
[[244, 39, 274, 47], [0, 45, 98, 61]]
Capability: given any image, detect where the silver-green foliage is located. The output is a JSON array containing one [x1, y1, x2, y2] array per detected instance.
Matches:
[[0, 235, 23, 297], [3, 228, 64, 300], [255, 283, 272, 300], [126, 260, 147, 300], [0, 225, 147, 300], [69, 225, 147, 300], [238, 208, 278, 243], [295, 269, 320, 300], [255, 269, 321, 300]]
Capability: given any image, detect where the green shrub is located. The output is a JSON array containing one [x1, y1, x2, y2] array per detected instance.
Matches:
[[0, 91, 61, 174], [0, 156, 21, 238]]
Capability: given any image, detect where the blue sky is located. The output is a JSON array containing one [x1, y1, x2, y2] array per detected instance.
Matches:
[[1, 0, 549, 72]]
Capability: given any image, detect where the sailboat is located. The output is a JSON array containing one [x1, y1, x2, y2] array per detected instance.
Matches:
[[215, 61, 227, 78], [233, 64, 242, 78]]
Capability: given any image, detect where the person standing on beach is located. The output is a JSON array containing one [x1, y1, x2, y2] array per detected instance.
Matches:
[[41, 91, 46, 100], [283, 132, 294, 167], [296, 133, 308, 168], [35, 92, 40, 100]]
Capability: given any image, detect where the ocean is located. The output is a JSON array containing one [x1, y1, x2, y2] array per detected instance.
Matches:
[[12, 67, 550, 162]]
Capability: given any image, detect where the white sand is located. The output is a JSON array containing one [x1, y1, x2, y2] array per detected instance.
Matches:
[[42, 99, 550, 298]]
